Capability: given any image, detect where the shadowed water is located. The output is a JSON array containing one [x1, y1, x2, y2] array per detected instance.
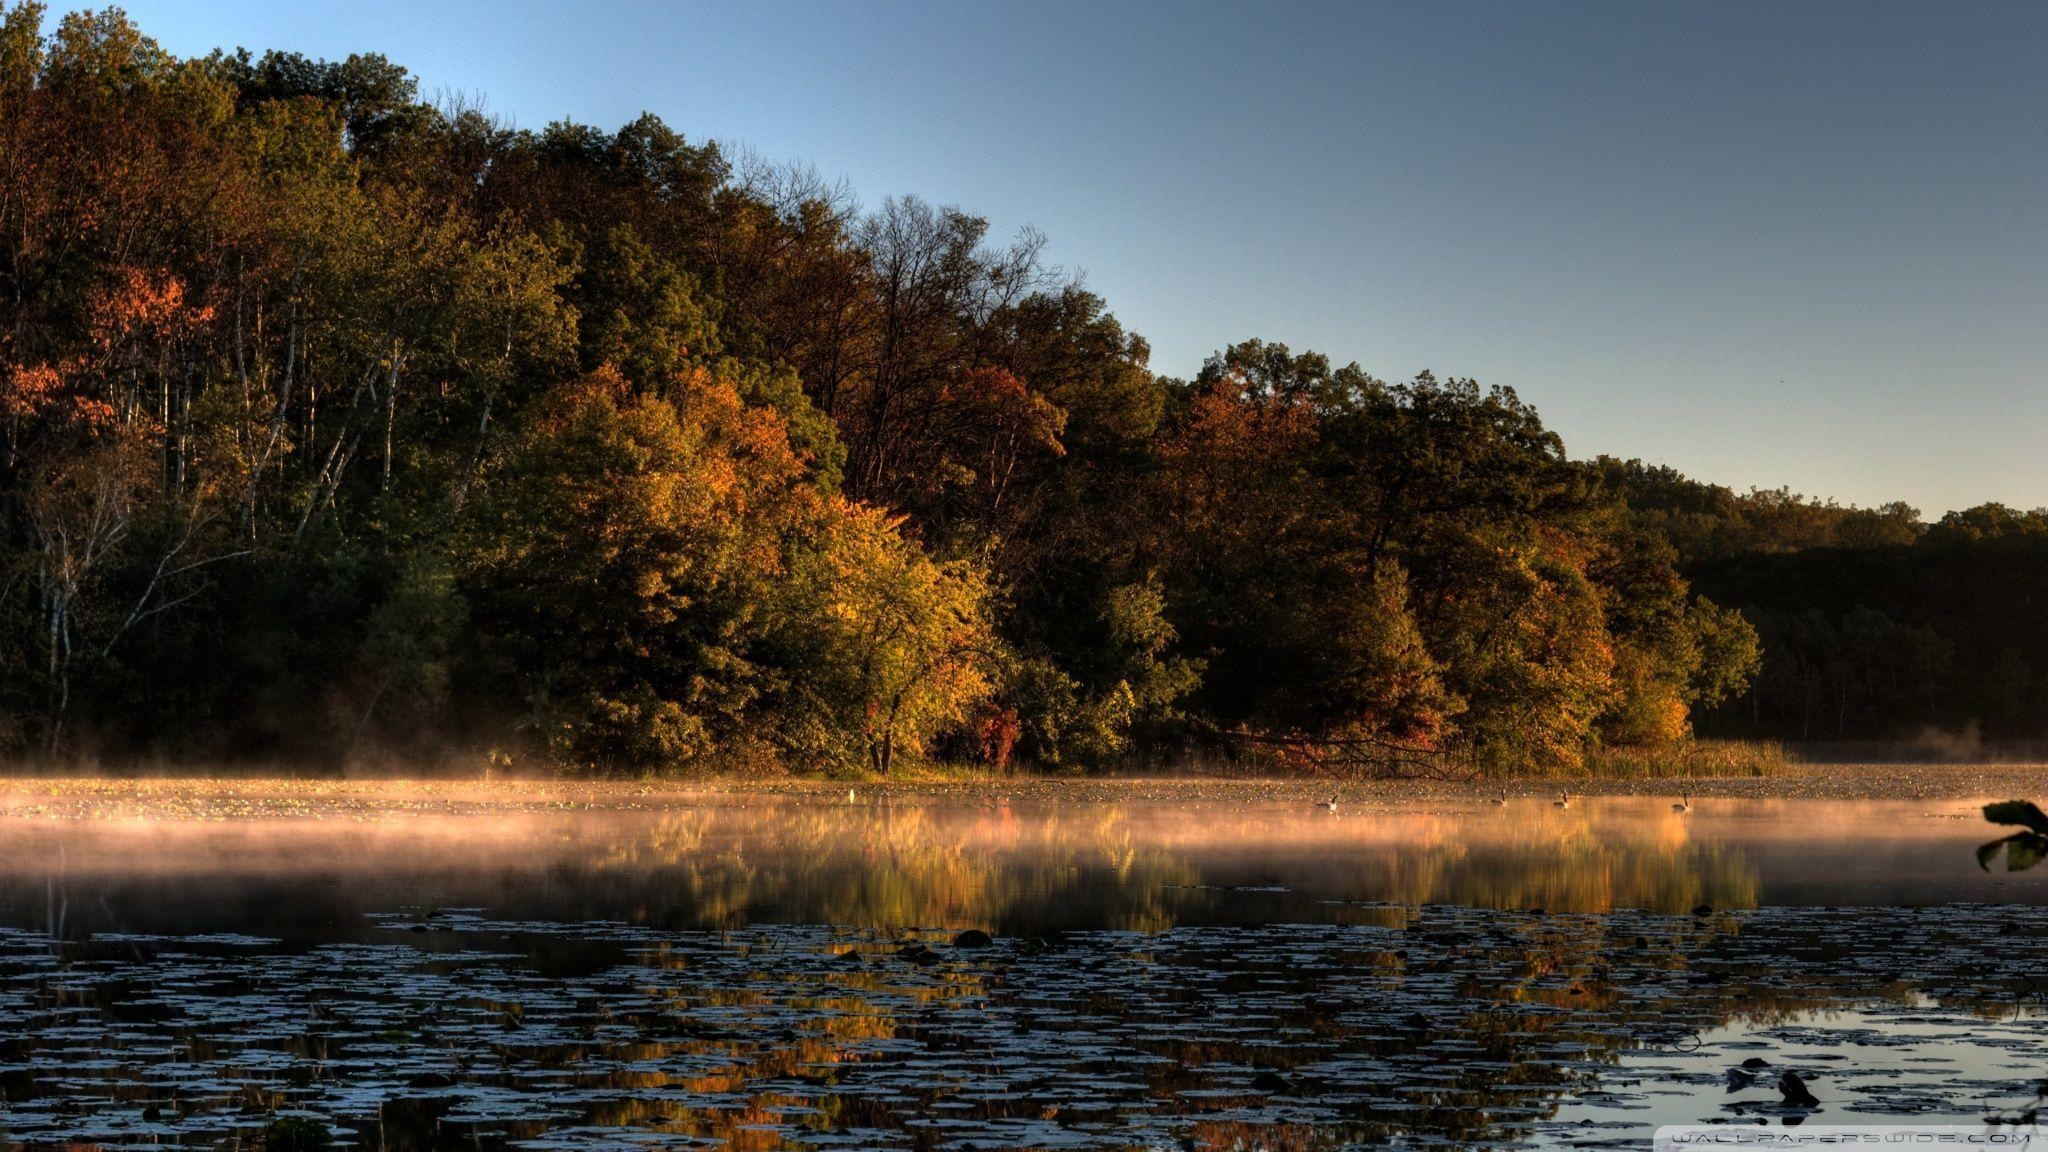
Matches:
[[0, 786, 2043, 1149]]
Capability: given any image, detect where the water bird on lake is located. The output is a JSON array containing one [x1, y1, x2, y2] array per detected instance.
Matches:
[[1319, 795, 1339, 812], [1491, 789, 1509, 806], [1778, 1070, 1820, 1108], [1553, 792, 1571, 809], [1672, 794, 1692, 813]]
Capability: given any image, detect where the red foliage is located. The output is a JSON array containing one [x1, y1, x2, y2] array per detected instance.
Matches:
[[975, 703, 1020, 771]]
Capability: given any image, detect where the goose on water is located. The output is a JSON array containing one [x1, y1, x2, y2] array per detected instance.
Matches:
[[1553, 792, 1572, 809], [1671, 794, 1692, 814], [1320, 795, 1339, 813], [1490, 789, 1509, 806]]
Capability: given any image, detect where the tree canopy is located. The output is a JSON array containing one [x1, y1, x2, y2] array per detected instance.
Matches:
[[0, 4, 1842, 774]]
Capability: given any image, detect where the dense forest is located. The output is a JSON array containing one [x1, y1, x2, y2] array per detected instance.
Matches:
[[0, 6, 2035, 776], [1600, 461, 2048, 751]]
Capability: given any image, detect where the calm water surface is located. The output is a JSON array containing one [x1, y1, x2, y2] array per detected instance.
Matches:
[[1, 787, 2044, 1149]]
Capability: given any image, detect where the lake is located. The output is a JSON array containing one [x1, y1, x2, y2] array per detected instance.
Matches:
[[2, 778, 2044, 1149]]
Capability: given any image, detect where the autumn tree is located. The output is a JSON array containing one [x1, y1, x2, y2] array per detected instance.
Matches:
[[1143, 341, 1759, 772], [766, 501, 996, 774], [457, 366, 808, 770], [0, 4, 1793, 774]]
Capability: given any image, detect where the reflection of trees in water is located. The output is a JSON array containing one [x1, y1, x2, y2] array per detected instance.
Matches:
[[572, 802, 1759, 929], [1302, 810, 1759, 914], [0, 801, 1762, 950], [584, 803, 1204, 931], [530, 969, 943, 1146]]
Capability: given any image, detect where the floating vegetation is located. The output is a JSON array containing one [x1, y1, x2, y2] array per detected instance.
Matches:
[[0, 905, 2044, 1149]]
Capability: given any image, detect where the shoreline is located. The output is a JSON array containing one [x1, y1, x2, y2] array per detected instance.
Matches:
[[1, 763, 2045, 809]]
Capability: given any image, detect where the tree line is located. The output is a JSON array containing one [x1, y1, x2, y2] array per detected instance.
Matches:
[[1600, 460, 2048, 748], [0, 5, 1805, 775]]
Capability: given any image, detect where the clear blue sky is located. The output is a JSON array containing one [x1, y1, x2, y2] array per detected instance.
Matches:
[[74, 0, 2048, 516]]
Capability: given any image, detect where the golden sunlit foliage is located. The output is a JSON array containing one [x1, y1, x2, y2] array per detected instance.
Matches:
[[0, 3, 1765, 774]]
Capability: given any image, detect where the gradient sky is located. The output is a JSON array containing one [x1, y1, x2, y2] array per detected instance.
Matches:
[[70, 0, 2048, 515]]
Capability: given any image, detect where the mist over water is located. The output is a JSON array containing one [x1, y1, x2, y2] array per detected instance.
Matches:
[[7, 788, 2041, 941], [2, 782, 2045, 1148]]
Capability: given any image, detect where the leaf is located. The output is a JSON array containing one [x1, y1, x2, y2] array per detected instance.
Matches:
[[1983, 800, 2048, 835]]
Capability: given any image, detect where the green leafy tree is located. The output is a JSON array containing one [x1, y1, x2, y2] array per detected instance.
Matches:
[[458, 366, 807, 771], [768, 501, 996, 774]]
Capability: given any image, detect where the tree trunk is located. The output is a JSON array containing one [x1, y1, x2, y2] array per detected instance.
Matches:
[[880, 693, 903, 775], [382, 348, 399, 492]]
